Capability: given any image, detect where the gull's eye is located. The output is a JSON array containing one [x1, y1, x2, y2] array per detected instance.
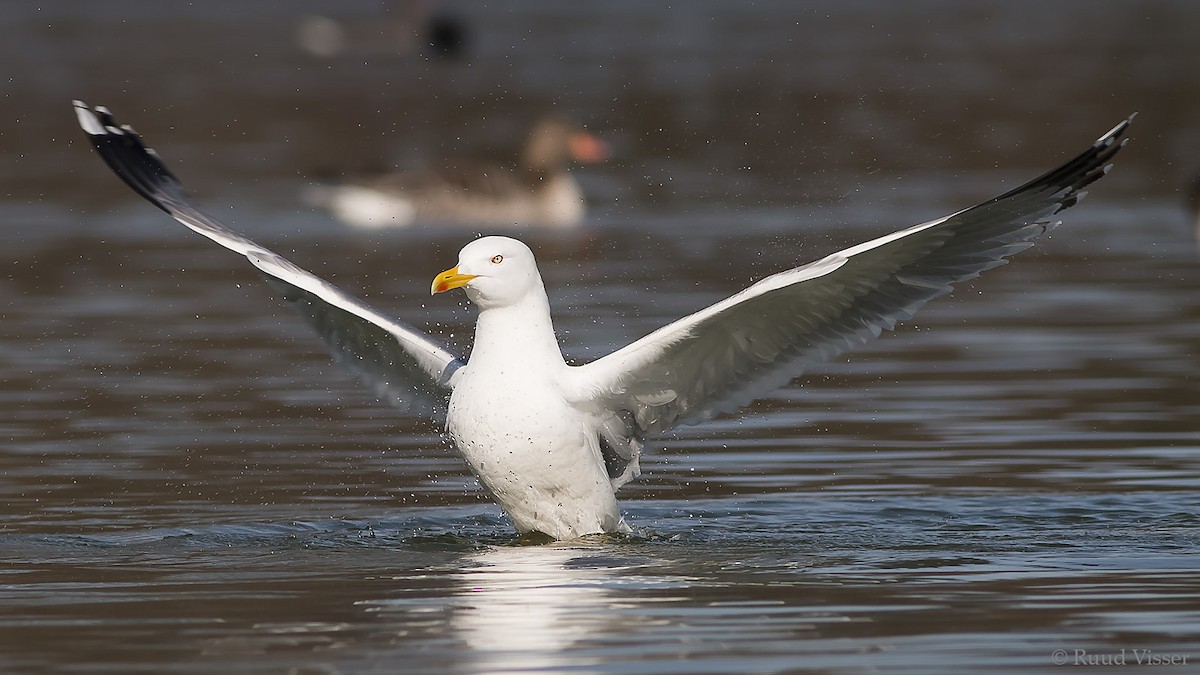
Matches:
[[491, 254, 504, 264]]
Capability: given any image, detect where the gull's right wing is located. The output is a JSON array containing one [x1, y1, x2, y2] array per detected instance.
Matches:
[[74, 101, 464, 417]]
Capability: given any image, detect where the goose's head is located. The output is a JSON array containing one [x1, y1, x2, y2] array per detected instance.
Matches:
[[522, 116, 609, 172], [431, 236, 543, 309]]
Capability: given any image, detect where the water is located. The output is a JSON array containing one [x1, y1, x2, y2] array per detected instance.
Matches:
[[4, 1, 1200, 673]]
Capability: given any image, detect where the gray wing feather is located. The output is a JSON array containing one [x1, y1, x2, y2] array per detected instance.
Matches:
[[74, 101, 463, 417], [573, 116, 1132, 438]]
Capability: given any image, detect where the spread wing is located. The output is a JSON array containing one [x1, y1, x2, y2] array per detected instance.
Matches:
[[570, 116, 1132, 445], [74, 101, 465, 417]]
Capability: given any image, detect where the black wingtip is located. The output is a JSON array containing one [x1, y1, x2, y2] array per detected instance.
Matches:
[[1089, 114, 1134, 187], [987, 115, 1133, 210], [73, 100, 183, 215]]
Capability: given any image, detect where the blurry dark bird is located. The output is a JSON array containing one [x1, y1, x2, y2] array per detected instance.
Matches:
[[426, 9, 468, 59], [304, 116, 609, 230]]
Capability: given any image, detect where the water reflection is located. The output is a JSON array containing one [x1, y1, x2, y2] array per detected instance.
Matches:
[[451, 543, 624, 673]]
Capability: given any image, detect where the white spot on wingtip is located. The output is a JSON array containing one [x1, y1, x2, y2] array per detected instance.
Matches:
[[74, 102, 107, 136], [1097, 116, 1133, 147]]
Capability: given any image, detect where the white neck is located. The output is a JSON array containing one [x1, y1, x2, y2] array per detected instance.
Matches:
[[469, 288, 565, 372]]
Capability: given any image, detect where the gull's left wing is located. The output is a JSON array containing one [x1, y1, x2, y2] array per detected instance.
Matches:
[[570, 116, 1132, 445], [73, 101, 464, 416]]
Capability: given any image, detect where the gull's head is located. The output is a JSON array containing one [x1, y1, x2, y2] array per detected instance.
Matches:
[[431, 236, 542, 308]]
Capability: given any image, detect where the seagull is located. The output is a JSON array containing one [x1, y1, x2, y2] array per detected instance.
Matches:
[[303, 115, 609, 230], [73, 101, 1131, 540]]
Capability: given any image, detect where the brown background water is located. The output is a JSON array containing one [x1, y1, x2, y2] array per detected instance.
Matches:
[[3, 1, 1199, 673]]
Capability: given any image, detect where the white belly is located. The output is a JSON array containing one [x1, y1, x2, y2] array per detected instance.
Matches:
[[447, 374, 623, 539]]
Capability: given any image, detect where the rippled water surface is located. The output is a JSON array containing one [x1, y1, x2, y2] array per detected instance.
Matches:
[[4, 1, 1200, 673]]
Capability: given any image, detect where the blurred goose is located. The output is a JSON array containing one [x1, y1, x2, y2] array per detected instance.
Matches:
[[305, 116, 609, 230], [75, 101, 1130, 540]]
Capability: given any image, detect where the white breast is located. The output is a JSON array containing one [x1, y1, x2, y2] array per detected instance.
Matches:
[[447, 367, 624, 539]]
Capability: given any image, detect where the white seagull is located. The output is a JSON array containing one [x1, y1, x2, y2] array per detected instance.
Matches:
[[74, 101, 1131, 540]]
